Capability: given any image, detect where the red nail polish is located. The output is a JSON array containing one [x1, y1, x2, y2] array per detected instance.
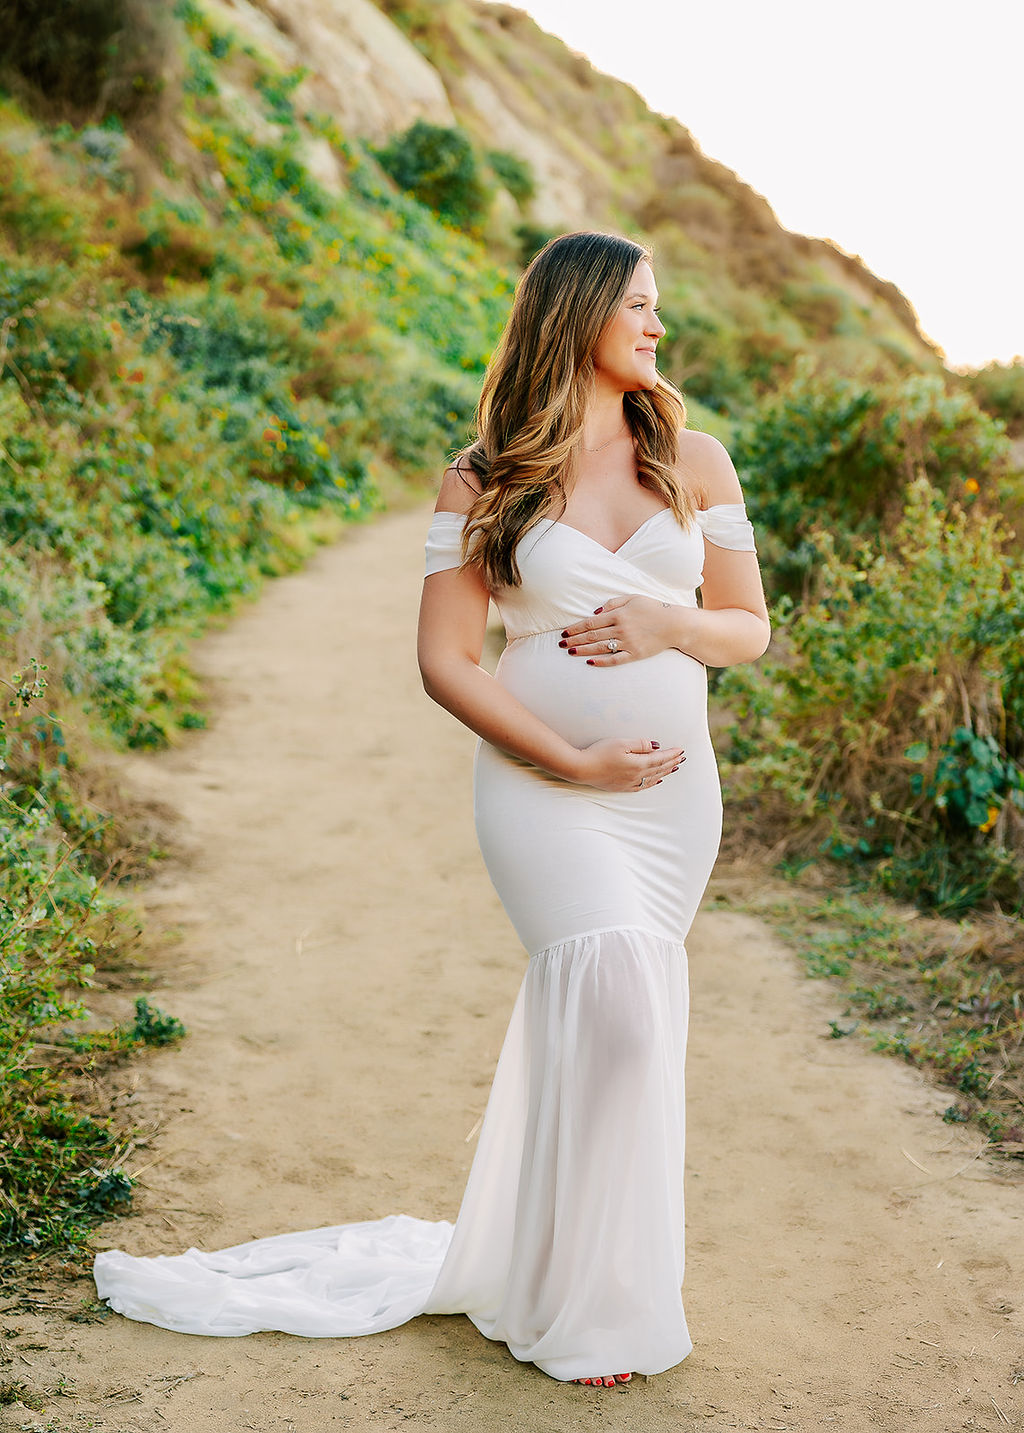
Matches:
[[568, 647, 577, 654], [558, 640, 567, 648], [586, 658, 595, 665], [651, 742, 660, 749], [594, 607, 603, 614], [560, 630, 568, 638]]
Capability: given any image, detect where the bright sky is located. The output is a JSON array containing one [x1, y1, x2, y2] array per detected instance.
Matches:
[[497, 0, 1023, 370]]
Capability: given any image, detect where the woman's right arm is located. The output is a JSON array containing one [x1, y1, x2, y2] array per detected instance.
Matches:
[[416, 467, 684, 792]]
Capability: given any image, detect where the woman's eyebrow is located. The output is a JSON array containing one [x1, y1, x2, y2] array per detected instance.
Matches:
[[625, 291, 658, 302]]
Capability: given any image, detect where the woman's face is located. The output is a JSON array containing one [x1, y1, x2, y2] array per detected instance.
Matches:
[[591, 259, 666, 393]]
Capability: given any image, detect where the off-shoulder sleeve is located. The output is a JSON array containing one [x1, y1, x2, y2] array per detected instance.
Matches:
[[695, 502, 756, 552], [424, 511, 468, 576]]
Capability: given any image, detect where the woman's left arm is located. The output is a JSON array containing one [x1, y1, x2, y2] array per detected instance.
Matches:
[[563, 432, 770, 669]]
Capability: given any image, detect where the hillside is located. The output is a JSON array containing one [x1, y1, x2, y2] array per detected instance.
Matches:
[[157, 0, 945, 409], [1, 0, 946, 445], [379, 0, 937, 367]]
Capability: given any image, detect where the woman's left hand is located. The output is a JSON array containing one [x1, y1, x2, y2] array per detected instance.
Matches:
[[559, 596, 691, 665]]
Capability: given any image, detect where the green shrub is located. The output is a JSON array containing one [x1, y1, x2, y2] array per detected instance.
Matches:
[[375, 120, 491, 232], [721, 477, 1024, 914], [0, 147, 88, 252], [486, 147, 535, 207], [254, 67, 306, 128], [959, 358, 1024, 437], [0, 663, 120, 1249], [733, 360, 1013, 593], [132, 996, 186, 1045], [0, 0, 174, 124], [514, 222, 557, 267], [0, 652, 190, 1248]]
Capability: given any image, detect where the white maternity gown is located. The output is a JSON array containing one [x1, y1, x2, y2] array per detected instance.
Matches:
[[93, 501, 756, 1382]]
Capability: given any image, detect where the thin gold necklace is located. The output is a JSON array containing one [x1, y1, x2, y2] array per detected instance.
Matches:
[[582, 425, 628, 454]]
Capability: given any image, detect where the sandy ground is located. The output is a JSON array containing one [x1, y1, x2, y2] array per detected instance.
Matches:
[[3, 504, 1022, 1433]]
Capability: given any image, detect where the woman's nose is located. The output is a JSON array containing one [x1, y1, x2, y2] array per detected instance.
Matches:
[[648, 313, 666, 339]]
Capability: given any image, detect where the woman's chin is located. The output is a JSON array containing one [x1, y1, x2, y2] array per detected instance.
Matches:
[[605, 368, 659, 396]]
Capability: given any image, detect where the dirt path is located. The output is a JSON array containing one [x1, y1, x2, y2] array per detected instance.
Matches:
[[5, 506, 1022, 1433]]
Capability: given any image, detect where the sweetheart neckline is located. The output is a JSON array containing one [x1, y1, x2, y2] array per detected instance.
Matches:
[[537, 508, 675, 557]]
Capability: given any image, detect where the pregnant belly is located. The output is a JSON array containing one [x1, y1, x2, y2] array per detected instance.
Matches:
[[495, 630, 710, 750]]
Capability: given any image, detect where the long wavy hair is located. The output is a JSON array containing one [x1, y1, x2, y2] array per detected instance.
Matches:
[[456, 230, 699, 588]]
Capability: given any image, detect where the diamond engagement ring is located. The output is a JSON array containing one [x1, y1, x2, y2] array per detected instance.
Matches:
[[607, 638, 619, 653], [638, 775, 647, 788]]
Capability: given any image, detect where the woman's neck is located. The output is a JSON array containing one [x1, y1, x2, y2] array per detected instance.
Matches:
[[581, 394, 628, 453]]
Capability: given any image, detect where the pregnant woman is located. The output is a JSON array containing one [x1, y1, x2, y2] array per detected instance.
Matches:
[[94, 230, 769, 1387]]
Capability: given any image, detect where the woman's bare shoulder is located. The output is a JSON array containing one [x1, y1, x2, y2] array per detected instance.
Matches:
[[435, 454, 484, 516], [676, 428, 744, 506]]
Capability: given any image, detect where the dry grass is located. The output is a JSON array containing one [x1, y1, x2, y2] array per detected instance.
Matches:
[[712, 857, 1024, 1152]]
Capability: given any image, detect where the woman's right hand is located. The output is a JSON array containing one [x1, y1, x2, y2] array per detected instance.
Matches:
[[570, 737, 685, 792]]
